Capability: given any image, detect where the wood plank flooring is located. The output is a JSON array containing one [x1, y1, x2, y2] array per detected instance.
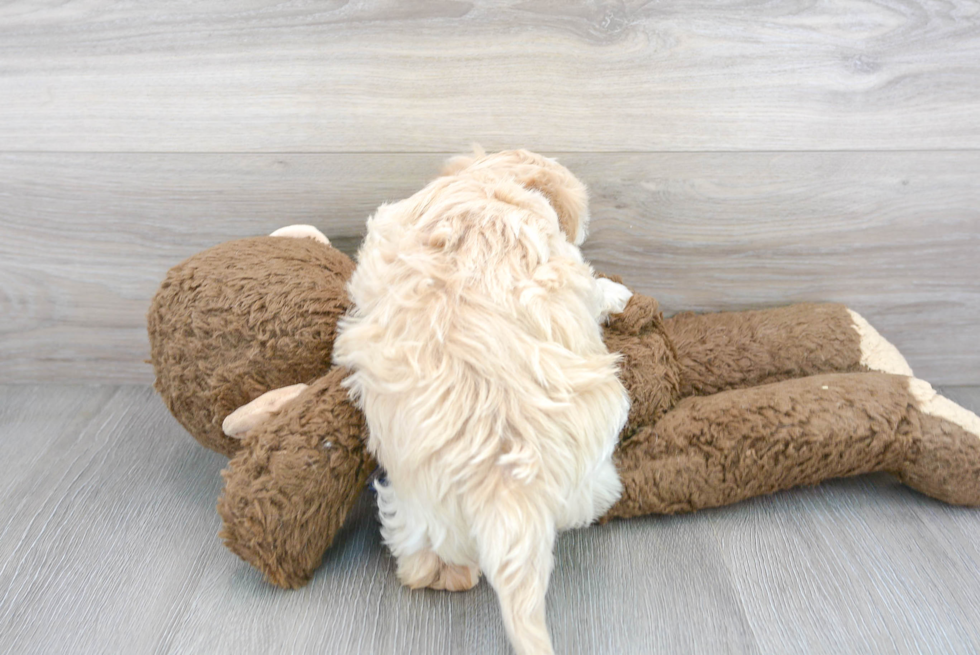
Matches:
[[1, 384, 979, 654]]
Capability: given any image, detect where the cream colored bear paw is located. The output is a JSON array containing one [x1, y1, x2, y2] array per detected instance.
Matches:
[[847, 309, 913, 377], [908, 378, 980, 439]]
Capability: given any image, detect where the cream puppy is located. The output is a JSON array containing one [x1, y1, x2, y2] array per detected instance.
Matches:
[[333, 150, 631, 655]]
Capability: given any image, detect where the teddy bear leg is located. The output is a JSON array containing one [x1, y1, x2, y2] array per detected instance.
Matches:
[[898, 379, 980, 506], [664, 303, 912, 396], [604, 371, 930, 520], [217, 368, 376, 588]]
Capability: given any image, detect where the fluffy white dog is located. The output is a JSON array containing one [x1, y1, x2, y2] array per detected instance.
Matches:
[[333, 149, 632, 655]]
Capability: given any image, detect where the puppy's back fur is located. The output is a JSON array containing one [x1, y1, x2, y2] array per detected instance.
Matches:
[[335, 150, 629, 655]]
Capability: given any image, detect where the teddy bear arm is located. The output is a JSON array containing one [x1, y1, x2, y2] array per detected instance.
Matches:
[[217, 367, 377, 589], [663, 303, 911, 397], [604, 371, 980, 521], [221, 383, 310, 437], [601, 289, 684, 432]]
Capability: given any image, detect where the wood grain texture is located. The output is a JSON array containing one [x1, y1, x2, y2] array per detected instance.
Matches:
[[0, 386, 228, 655], [2, 151, 977, 384], [1, 385, 979, 654], [1, 1, 979, 152]]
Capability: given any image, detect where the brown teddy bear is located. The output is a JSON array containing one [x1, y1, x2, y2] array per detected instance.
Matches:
[[148, 228, 980, 589]]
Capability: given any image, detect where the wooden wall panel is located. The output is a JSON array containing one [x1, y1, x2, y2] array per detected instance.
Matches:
[[2, 151, 977, 384], [0, 1, 978, 152]]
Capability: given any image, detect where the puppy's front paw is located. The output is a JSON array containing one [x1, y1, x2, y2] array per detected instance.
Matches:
[[269, 224, 330, 245], [222, 383, 309, 437], [597, 277, 633, 317]]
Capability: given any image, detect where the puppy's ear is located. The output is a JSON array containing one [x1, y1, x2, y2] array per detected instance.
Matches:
[[517, 155, 589, 246], [440, 143, 487, 176], [444, 148, 590, 244]]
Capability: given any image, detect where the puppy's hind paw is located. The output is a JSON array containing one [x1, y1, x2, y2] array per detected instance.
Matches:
[[429, 563, 482, 592]]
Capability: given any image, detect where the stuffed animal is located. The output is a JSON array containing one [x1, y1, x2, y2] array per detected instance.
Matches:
[[148, 227, 980, 589]]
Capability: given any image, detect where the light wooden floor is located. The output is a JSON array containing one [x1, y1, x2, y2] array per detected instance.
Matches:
[[1, 384, 979, 655]]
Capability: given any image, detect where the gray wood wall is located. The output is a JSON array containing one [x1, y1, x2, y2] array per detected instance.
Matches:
[[2, 1, 978, 385]]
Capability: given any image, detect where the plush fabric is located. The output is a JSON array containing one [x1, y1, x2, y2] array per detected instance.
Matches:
[[217, 368, 371, 589], [148, 236, 980, 588], [665, 303, 866, 396], [610, 372, 914, 518], [148, 237, 354, 457]]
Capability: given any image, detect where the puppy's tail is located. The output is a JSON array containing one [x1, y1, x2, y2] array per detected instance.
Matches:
[[473, 489, 557, 655]]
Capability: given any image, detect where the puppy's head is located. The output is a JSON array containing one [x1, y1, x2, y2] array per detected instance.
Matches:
[[441, 148, 590, 245]]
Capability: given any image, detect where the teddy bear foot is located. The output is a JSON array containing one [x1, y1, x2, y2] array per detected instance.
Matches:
[[847, 309, 914, 377], [900, 378, 980, 506], [909, 378, 980, 437]]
